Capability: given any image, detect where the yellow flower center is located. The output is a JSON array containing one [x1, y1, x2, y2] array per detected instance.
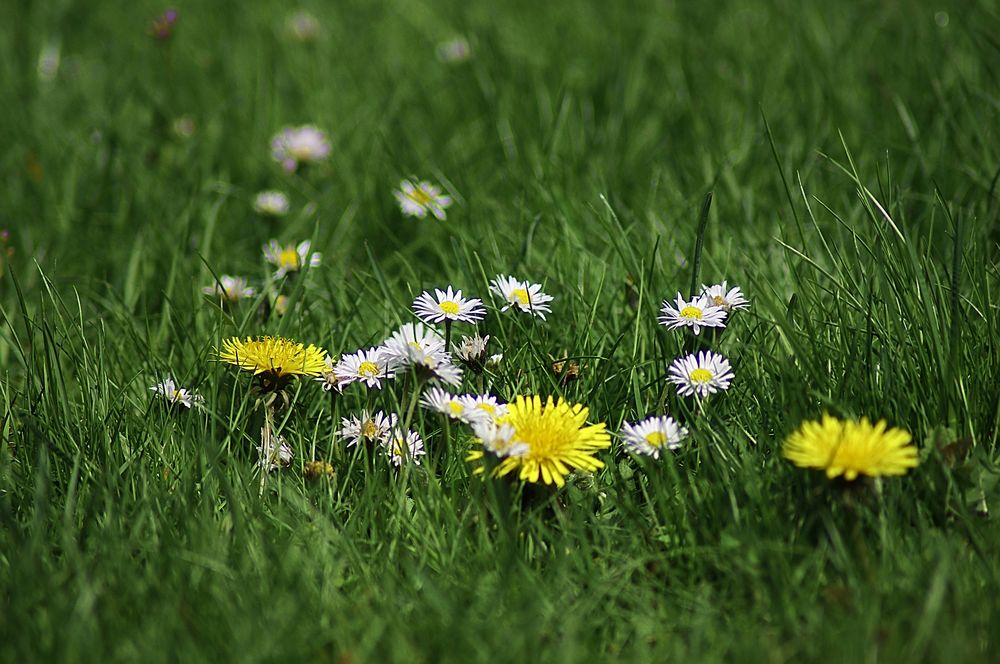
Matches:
[[448, 402, 465, 415], [290, 144, 315, 160], [278, 248, 301, 270], [512, 288, 530, 305], [680, 306, 703, 320], [358, 361, 379, 377], [477, 403, 496, 415], [712, 295, 726, 306], [644, 431, 667, 448], [690, 368, 713, 384], [362, 420, 378, 438], [171, 389, 184, 401], [407, 187, 434, 206], [439, 300, 460, 315]]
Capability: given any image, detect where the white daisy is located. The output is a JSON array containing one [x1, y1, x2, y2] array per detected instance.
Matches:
[[471, 420, 528, 459], [315, 355, 341, 392], [394, 179, 452, 220], [455, 334, 490, 367], [668, 351, 734, 398], [658, 293, 727, 335], [253, 190, 290, 217], [700, 281, 750, 312], [383, 430, 425, 466], [201, 275, 255, 304], [263, 239, 321, 278], [149, 378, 204, 409], [340, 411, 397, 447], [458, 394, 508, 424], [381, 322, 446, 367], [486, 353, 503, 369], [436, 36, 472, 63], [286, 11, 320, 41], [489, 275, 553, 319], [413, 286, 486, 324], [620, 416, 689, 459], [420, 386, 467, 420], [335, 347, 394, 389], [271, 125, 331, 172], [258, 432, 294, 471]]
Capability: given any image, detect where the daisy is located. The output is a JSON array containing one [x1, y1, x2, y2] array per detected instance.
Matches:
[[471, 421, 528, 459], [620, 416, 689, 459], [784, 414, 918, 480], [436, 36, 472, 63], [263, 239, 321, 278], [253, 190, 290, 217], [258, 432, 293, 471], [340, 411, 397, 447], [490, 275, 553, 319], [458, 394, 508, 424], [658, 293, 727, 335], [219, 335, 328, 393], [271, 125, 331, 172], [149, 378, 204, 409], [383, 430, 425, 466], [667, 351, 734, 398], [455, 334, 490, 368], [413, 286, 485, 324], [202, 275, 255, 304], [335, 347, 394, 389], [420, 386, 467, 420], [486, 353, 503, 369], [467, 395, 610, 487], [700, 281, 750, 312], [286, 11, 320, 41], [314, 355, 341, 392], [380, 322, 445, 367], [394, 179, 452, 220]]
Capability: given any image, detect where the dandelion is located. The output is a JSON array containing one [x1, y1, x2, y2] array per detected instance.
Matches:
[[436, 36, 472, 63], [667, 351, 734, 398], [335, 347, 394, 390], [490, 275, 553, 319], [395, 179, 452, 220], [384, 429, 425, 466], [219, 335, 327, 393], [263, 239, 321, 278], [340, 411, 397, 447], [455, 334, 490, 369], [659, 293, 727, 335], [459, 394, 508, 424], [784, 414, 918, 481], [620, 416, 689, 459], [149, 378, 203, 409], [413, 286, 485, 325], [286, 11, 320, 41], [470, 395, 610, 487], [700, 281, 750, 312], [420, 386, 467, 420], [258, 432, 293, 471], [271, 125, 331, 172], [253, 190, 290, 217], [304, 459, 334, 479], [202, 275, 255, 304]]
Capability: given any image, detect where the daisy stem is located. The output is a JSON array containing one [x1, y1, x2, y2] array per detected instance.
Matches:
[[444, 319, 453, 352], [259, 403, 275, 497], [400, 373, 424, 448]]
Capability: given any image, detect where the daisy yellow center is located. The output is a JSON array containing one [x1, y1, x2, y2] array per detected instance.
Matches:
[[171, 389, 184, 401], [362, 421, 378, 438], [712, 295, 726, 306], [690, 368, 714, 384], [358, 361, 379, 377], [407, 188, 434, 206], [644, 431, 667, 448], [439, 300, 460, 315], [680, 306, 703, 320], [448, 401, 465, 415], [512, 288, 530, 305], [278, 248, 301, 270], [477, 403, 496, 415], [290, 143, 315, 160], [408, 341, 423, 350]]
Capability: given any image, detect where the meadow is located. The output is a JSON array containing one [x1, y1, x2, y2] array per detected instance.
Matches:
[[2, 0, 999, 661]]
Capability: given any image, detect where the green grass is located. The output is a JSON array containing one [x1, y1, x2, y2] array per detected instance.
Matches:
[[2, 0, 999, 661]]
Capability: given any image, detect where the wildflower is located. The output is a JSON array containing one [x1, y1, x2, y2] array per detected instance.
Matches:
[[253, 190, 290, 217], [149, 9, 178, 40], [384, 429, 425, 466], [304, 460, 334, 479], [490, 275, 553, 319], [383, 322, 444, 358], [667, 351, 734, 398], [273, 294, 290, 316], [150, 378, 204, 409], [394, 179, 452, 220], [315, 355, 341, 392], [413, 286, 485, 324], [436, 36, 472, 63], [263, 239, 321, 278], [172, 115, 195, 139], [471, 421, 528, 458], [286, 11, 320, 41], [551, 358, 580, 385], [37, 42, 60, 83], [784, 414, 918, 481], [202, 275, 255, 304], [258, 432, 293, 471], [659, 293, 727, 335], [420, 386, 467, 420], [486, 353, 503, 369], [219, 335, 327, 392], [335, 347, 394, 390], [470, 395, 610, 487], [271, 125, 331, 172], [458, 394, 508, 424], [340, 411, 397, 447], [700, 281, 750, 312], [455, 334, 490, 369], [620, 416, 689, 459]]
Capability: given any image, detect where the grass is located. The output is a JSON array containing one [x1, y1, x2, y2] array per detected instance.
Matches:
[[2, 0, 999, 661]]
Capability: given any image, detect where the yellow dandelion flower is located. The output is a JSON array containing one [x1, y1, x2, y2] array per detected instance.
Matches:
[[783, 414, 918, 480], [472, 395, 610, 487], [219, 336, 327, 391]]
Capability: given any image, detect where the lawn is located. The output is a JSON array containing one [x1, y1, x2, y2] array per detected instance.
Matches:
[[2, 1, 999, 661]]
